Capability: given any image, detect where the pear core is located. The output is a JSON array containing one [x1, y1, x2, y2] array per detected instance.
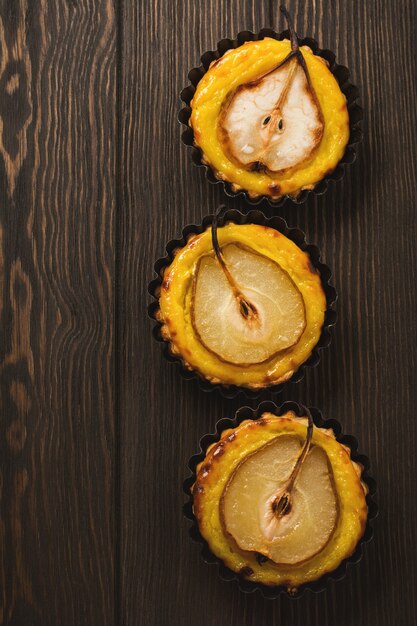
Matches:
[[191, 243, 306, 365], [221, 435, 338, 565]]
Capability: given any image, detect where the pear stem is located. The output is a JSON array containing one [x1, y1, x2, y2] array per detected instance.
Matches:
[[280, 6, 299, 51], [272, 409, 314, 518], [262, 57, 297, 145], [211, 208, 258, 322], [280, 5, 319, 94], [261, 7, 309, 148]]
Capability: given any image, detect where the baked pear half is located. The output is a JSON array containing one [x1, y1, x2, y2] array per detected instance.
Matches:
[[156, 220, 327, 389], [189, 11, 349, 201], [192, 411, 368, 590]]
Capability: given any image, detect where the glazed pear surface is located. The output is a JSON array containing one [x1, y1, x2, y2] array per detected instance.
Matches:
[[192, 243, 306, 365], [158, 223, 326, 389], [193, 413, 368, 589], [190, 38, 349, 200], [220, 58, 324, 173], [221, 437, 338, 565]]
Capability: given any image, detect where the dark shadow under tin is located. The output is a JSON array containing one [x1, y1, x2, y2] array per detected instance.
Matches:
[[183, 400, 378, 599], [148, 208, 337, 399], [179, 29, 363, 208]]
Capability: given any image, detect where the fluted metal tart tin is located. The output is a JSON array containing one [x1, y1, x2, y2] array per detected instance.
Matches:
[[183, 400, 378, 599], [179, 28, 363, 208], [148, 208, 337, 399]]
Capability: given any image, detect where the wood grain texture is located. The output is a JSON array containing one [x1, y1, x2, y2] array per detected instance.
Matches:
[[120, 1, 417, 625], [0, 1, 116, 624]]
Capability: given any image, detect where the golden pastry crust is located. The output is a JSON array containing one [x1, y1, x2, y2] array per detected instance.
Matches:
[[157, 223, 326, 389], [190, 38, 349, 200], [193, 412, 368, 589]]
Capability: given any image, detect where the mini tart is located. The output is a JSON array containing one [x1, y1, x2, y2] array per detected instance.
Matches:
[[189, 37, 349, 201], [156, 222, 327, 389], [192, 411, 368, 591]]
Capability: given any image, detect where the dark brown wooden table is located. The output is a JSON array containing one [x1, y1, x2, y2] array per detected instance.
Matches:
[[0, 1, 416, 624]]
